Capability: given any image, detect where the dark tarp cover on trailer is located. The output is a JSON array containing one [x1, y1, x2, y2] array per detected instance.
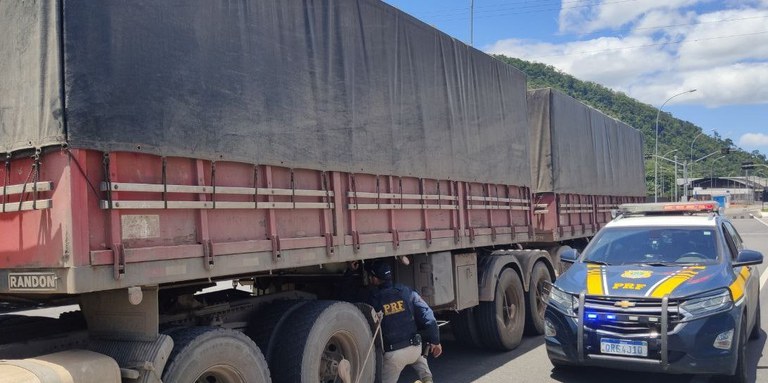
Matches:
[[0, 1, 65, 153], [527, 88, 646, 196], [0, 0, 531, 186]]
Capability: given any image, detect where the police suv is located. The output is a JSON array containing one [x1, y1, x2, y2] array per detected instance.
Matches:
[[544, 202, 763, 382]]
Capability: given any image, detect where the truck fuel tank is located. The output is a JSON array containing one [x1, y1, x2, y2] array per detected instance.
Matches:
[[0, 350, 120, 383]]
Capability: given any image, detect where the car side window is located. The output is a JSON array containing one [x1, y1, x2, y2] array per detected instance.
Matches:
[[721, 223, 739, 260], [723, 222, 744, 250]]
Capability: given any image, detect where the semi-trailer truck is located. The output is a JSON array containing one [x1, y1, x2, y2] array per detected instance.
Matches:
[[0, 1, 645, 382]]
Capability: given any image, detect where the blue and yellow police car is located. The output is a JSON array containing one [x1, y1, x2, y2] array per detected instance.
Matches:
[[544, 202, 763, 382]]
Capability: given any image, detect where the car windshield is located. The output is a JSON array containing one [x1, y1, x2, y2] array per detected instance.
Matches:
[[582, 227, 719, 266]]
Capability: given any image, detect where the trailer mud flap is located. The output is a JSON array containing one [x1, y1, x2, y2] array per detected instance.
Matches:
[[89, 334, 173, 383]]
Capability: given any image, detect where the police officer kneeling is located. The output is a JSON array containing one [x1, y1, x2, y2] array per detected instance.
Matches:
[[367, 260, 442, 383]]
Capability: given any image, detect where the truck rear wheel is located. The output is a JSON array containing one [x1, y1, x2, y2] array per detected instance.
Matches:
[[162, 327, 271, 383], [269, 301, 375, 383], [525, 262, 552, 335], [246, 300, 310, 364], [0, 315, 62, 344], [475, 268, 526, 351], [451, 308, 482, 348], [550, 245, 574, 275]]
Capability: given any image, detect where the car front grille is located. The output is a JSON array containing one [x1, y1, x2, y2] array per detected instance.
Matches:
[[582, 296, 682, 336]]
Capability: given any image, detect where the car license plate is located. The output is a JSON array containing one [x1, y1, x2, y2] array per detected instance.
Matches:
[[600, 338, 647, 357]]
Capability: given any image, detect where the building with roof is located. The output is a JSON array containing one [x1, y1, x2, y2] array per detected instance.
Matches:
[[679, 176, 767, 205]]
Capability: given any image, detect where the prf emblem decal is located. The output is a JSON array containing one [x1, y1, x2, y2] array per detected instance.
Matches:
[[621, 270, 653, 279], [8, 273, 58, 291], [383, 300, 406, 315]]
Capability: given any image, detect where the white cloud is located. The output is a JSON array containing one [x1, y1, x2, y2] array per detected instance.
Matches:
[[486, 2, 768, 108], [559, 0, 711, 34], [486, 36, 672, 90], [632, 10, 696, 37], [679, 63, 768, 107], [676, 9, 768, 70], [739, 133, 768, 148]]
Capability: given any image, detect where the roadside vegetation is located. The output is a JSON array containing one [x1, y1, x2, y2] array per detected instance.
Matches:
[[495, 55, 768, 196]]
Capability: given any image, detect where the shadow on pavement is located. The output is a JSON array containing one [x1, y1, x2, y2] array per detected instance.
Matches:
[[397, 326, 766, 383], [397, 335, 545, 383]]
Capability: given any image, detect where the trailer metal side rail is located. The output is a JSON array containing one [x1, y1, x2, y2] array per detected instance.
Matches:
[[0, 182, 53, 213], [465, 195, 530, 211], [99, 182, 335, 210], [595, 203, 619, 213], [346, 190, 458, 210], [559, 203, 594, 214]]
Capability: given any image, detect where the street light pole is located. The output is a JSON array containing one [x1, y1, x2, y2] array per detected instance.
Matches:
[[470, 0, 474, 47], [674, 154, 679, 201], [655, 153, 686, 202], [660, 149, 678, 201], [686, 149, 726, 201], [688, 128, 716, 186], [654, 89, 697, 202], [710, 155, 726, 188]]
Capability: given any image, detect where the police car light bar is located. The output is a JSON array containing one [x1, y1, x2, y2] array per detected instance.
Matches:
[[617, 201, 719, 216]]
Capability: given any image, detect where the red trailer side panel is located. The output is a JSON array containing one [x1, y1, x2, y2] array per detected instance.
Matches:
[[1, 149, 534, 295]]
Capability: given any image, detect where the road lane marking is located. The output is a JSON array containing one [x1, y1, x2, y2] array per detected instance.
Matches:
[[753, 216, 768, 229], [750, 216, 768, 290]]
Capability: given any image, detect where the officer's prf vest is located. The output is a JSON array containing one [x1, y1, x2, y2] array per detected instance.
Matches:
[[373, 284, 418, 349]]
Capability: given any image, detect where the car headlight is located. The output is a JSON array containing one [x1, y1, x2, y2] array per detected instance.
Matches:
[[547, 285, 578, 316], [679, 289, 733, 319]]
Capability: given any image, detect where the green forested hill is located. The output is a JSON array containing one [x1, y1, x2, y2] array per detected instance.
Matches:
[[496, 55, 768, 197]]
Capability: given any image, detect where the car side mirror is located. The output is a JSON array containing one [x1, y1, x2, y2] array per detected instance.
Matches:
[[733, 249, 763, 267], [560, 248, 580, 264]]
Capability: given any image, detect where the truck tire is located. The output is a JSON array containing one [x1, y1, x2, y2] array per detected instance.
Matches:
[[524, 262, 552, 335], [353, 303, 384, 383], [551, 245, 574, 275], [269, 301, 375, 383], [474, 268, 526, 351], [450, 308, 482, 348], [246, 300, 310, 364], [0, 314, 27, 325], [162, 327, 271, 383], [0, 315, 59, 344]]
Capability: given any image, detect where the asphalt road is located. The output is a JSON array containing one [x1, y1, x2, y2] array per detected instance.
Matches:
[[4, 207, 766, 382], [400, 213, 768, 383]]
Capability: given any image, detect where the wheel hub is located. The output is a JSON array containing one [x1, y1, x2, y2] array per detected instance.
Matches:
[[319, 332, 359, 383], [503, 290, 519, 323], [195, 364, 245, 383]]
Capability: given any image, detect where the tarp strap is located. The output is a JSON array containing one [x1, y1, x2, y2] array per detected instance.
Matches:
[[211, 161, 217, 209], [32, 149, 40, 210], [2, 156, 9, 212], [162, 157, 168, 209], [103, 153, 112, 209]]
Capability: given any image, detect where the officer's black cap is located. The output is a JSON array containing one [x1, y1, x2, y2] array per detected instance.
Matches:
[[366, 260, 392, 280]]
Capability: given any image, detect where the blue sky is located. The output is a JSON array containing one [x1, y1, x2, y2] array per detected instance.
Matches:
[[383, 0, 768, 157]]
